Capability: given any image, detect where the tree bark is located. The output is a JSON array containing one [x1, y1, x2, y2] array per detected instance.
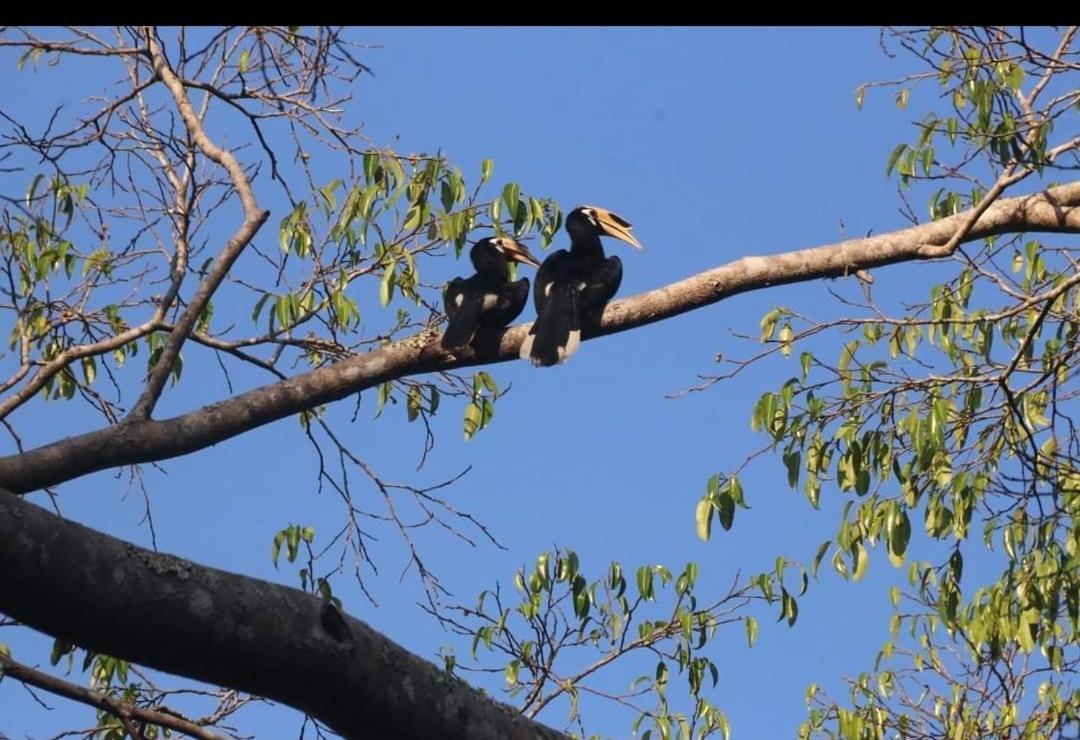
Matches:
[[1, 181, 1078, 494], [0, 489, 564, 739]]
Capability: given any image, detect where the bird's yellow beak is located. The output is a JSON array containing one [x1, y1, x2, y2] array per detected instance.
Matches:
[[588, 207, 644, 250], [494, 237, 542, 268]]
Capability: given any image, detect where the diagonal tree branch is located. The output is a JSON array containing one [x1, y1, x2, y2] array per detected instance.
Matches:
[[0, 653, 224, 740], [1, 180, 1078, 494], [128, 29, 270, 421], [0, 489, 565, 740]]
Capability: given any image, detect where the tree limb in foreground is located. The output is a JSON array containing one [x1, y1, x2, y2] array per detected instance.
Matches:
[[0, 489, 565, 740]]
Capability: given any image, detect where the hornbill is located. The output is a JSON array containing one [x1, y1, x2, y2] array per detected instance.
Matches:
[[442, 236, 541, 351], [519, 205, 643, 366]]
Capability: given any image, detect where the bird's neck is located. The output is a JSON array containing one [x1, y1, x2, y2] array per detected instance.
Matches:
[[570, 235, 605, 259], [473, 251, 508, 277]]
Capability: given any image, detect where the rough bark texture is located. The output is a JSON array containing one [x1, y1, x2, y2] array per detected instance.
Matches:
[[2, 182, 1078, 494], [0, 489, 564, 740]]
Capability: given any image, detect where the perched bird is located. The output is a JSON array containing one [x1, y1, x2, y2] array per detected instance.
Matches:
[[442, 236, 541, 351], [520, 206, 643, 366]]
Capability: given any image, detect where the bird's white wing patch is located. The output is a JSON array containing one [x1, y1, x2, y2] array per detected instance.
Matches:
[[519, 332, 535, 362], [482, 293, 498, 309], [558, 330, 581, 362], [454, 293, 464, 306]]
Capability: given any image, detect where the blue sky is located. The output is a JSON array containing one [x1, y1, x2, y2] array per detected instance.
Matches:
[[0, 27, 980, 737]]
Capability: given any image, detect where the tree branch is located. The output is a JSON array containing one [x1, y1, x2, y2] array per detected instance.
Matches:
[[0, 654, 224, 740], [1, 180, 1079, 493], [128, 30, 270, 421], [0, 489, 565, 740]]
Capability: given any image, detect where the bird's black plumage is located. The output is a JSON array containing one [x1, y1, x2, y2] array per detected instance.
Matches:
[[442, 237, 540, 351], [520, 206, 642, 366]]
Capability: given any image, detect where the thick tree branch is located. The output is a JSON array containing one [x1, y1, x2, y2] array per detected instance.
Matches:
[[0, 489, 564, 740], [0, 653, 223, 740], [1, 181, 1079, 493]]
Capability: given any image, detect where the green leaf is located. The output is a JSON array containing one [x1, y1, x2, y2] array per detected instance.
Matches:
[[637, 566, 655, 601], [81, 356, 96, 385], [25, 173, 44, 209], [853, 543, 869, 582], [403, 203, 423, 232], [812, 540, 831, 578], [695, 498, 713, 541], [271, 531, 285, 568], [363, 151, 379, 184], [406, 386, 422, 422], [745, 616, 758, 647], [759, 308, 783, 342], [463, 402, 482, 441], [379, 263, 396, 307], [715, 490, 734, 531], [477, 371, 499, 395], [480, 158, 494, 184], [885, 143, 908, 177], [887, 508, 911, 567], [501, 183, 520, 221], [779, 323, 794, 357], [440, 180, 455, 212]]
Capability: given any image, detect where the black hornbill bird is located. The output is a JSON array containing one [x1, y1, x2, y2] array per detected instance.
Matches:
[[520, 205, 643, 366], [442, 236, 541, 351]]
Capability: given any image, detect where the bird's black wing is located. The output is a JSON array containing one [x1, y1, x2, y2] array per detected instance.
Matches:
[[579, 255, 623, 325], [521, 251, 582, 366], [532, 249, 569, 317], [489, 277, 530, 329], [442, 276, 483, 350]]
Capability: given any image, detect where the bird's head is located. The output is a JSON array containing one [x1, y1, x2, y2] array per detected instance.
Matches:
[[566, 206, 643, 250], [475, 236, 542, 268]]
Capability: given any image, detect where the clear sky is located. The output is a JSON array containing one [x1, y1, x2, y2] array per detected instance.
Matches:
[[1, 27, 975, 737]]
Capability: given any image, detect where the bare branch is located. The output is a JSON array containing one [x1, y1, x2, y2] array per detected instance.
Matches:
[[128, 30, 269, 420]]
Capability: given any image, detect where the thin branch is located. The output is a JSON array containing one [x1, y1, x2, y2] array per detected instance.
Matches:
[[129, 29, 269, 420], [0, 654, 225, 740]]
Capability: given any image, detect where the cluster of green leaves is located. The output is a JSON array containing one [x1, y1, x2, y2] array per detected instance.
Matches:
[[463, 371, 499, 441], [42, 642, 172, 740], [4, 130, 564, 444], [449, 549, 808, 739], [270, 523, 339, 606], [273, 152, 562, 440], [870, 28, 1058, 203], [750, 306, 1080, 738], [269, 151, 560, 338], [742, 27, 1080, 737], [751, 250, 1076, 646]]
